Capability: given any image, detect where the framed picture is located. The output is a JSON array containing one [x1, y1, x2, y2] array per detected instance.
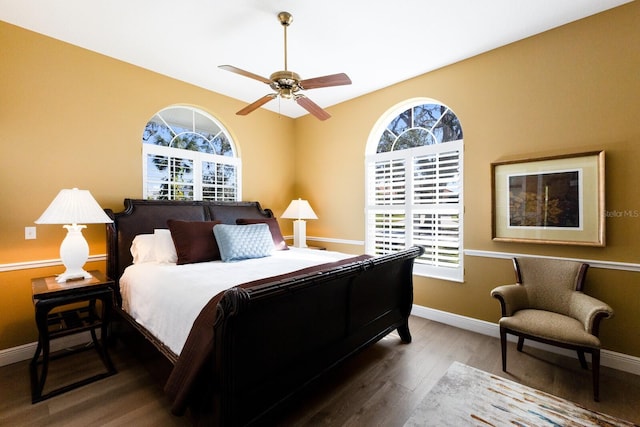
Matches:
[[492, 151, 605, 246]]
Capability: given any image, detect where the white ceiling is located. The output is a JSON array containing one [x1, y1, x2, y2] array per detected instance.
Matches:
[[1, 0, 632, 119]]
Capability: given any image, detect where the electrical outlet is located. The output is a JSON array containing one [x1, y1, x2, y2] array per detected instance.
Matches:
[[25, 226, 37, 240]]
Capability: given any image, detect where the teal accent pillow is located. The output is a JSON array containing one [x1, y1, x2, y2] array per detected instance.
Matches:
[[213, 223, 275, 262]]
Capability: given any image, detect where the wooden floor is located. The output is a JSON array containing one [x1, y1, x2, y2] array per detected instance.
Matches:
[[1, 316, 639, 426]]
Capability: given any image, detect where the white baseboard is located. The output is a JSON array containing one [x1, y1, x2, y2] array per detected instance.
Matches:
[[411, 304, 640, 376], [4, 308, 639, 377], [0, 332, 95, 367]]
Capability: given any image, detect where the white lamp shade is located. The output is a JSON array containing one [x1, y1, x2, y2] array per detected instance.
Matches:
[[35, 188, 113, 225], [281, 198, 318, 220]]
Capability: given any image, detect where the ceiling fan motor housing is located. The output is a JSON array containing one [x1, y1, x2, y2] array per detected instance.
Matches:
[[269, 70, 301, 98]]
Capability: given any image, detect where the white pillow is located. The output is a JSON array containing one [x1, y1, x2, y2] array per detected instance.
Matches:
[[130, 234, 156, 264], [154, 229, 178, 264]]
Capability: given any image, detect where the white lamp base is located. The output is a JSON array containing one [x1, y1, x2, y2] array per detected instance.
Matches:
[[56, 224, 92, 283], [292, 219, 308, 248]]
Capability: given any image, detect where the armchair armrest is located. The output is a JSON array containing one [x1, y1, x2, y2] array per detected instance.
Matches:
[[569, 292, 614, 335], [491, 284, 528, 317]]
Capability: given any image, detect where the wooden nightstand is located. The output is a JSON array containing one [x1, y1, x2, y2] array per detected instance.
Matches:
[[30, 270, 117, 403]]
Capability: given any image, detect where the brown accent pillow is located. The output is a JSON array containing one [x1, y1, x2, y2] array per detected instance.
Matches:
[[236, 217, 289, 250], [167, 220, 222, 265]]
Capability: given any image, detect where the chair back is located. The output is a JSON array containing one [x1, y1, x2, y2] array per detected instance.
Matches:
[[514, 257, 588, 315]]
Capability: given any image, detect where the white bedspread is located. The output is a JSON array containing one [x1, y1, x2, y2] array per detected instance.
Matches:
[[119, 248, 353, 355]]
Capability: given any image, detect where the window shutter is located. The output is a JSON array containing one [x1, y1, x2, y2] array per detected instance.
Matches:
[[144, 150, 194, 200], [366, 140, 463, 282], [371, 157, 406, 205], [202, 161, 238, 201]]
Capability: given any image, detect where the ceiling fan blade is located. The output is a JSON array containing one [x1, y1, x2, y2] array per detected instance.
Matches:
[[237, 94, 277, 116], [219, 65, 272, 85], [299, 73, 352, 90], [295, 95, 331, 121]]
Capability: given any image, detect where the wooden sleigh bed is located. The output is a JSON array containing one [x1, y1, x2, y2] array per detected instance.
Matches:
[[105, 199, 423, 426]]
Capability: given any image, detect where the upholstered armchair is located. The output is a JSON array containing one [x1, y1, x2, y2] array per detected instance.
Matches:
[[491, 257, 614, 401]]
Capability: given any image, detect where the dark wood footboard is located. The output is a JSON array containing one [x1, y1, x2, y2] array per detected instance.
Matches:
[[205, 246, 423, 426]]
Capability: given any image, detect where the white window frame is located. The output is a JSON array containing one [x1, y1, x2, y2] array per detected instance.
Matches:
[[365, 99, 464, 282], [142, 106, 241, 201]]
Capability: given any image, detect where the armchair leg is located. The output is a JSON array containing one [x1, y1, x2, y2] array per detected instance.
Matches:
[[499, 328, 507, 372], [577, 350, 588, 369], [517, 336, 525, 352], [593, 349, 601, 402]]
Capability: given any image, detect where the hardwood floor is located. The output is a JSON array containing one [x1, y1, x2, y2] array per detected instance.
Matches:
[[1, 316, 638, 426]]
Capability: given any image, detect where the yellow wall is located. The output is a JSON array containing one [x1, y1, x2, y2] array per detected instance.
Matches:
[[0, 21, 295, 349], [295, 2, 640, 357], [2, 2, 640, 358]]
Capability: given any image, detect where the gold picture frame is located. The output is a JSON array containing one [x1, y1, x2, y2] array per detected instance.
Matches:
[[492, 151, 605, 246]]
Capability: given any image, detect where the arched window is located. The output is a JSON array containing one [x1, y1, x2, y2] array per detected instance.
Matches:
[[142, 106, 241, 201], [365, 99, 464, 281]]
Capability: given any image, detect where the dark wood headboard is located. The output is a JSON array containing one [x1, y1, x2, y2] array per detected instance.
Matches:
[[105, 199, 274, 285]]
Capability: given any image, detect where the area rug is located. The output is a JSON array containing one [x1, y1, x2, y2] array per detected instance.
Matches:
[[404, 361, 638, 427]]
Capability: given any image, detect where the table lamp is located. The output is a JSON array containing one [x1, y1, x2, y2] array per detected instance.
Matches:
[[281, 198, 318, 248], [35, 188, 113, 283]]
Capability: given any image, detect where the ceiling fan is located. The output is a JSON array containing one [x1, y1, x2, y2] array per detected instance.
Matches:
[[219, 11, 352, 121]]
